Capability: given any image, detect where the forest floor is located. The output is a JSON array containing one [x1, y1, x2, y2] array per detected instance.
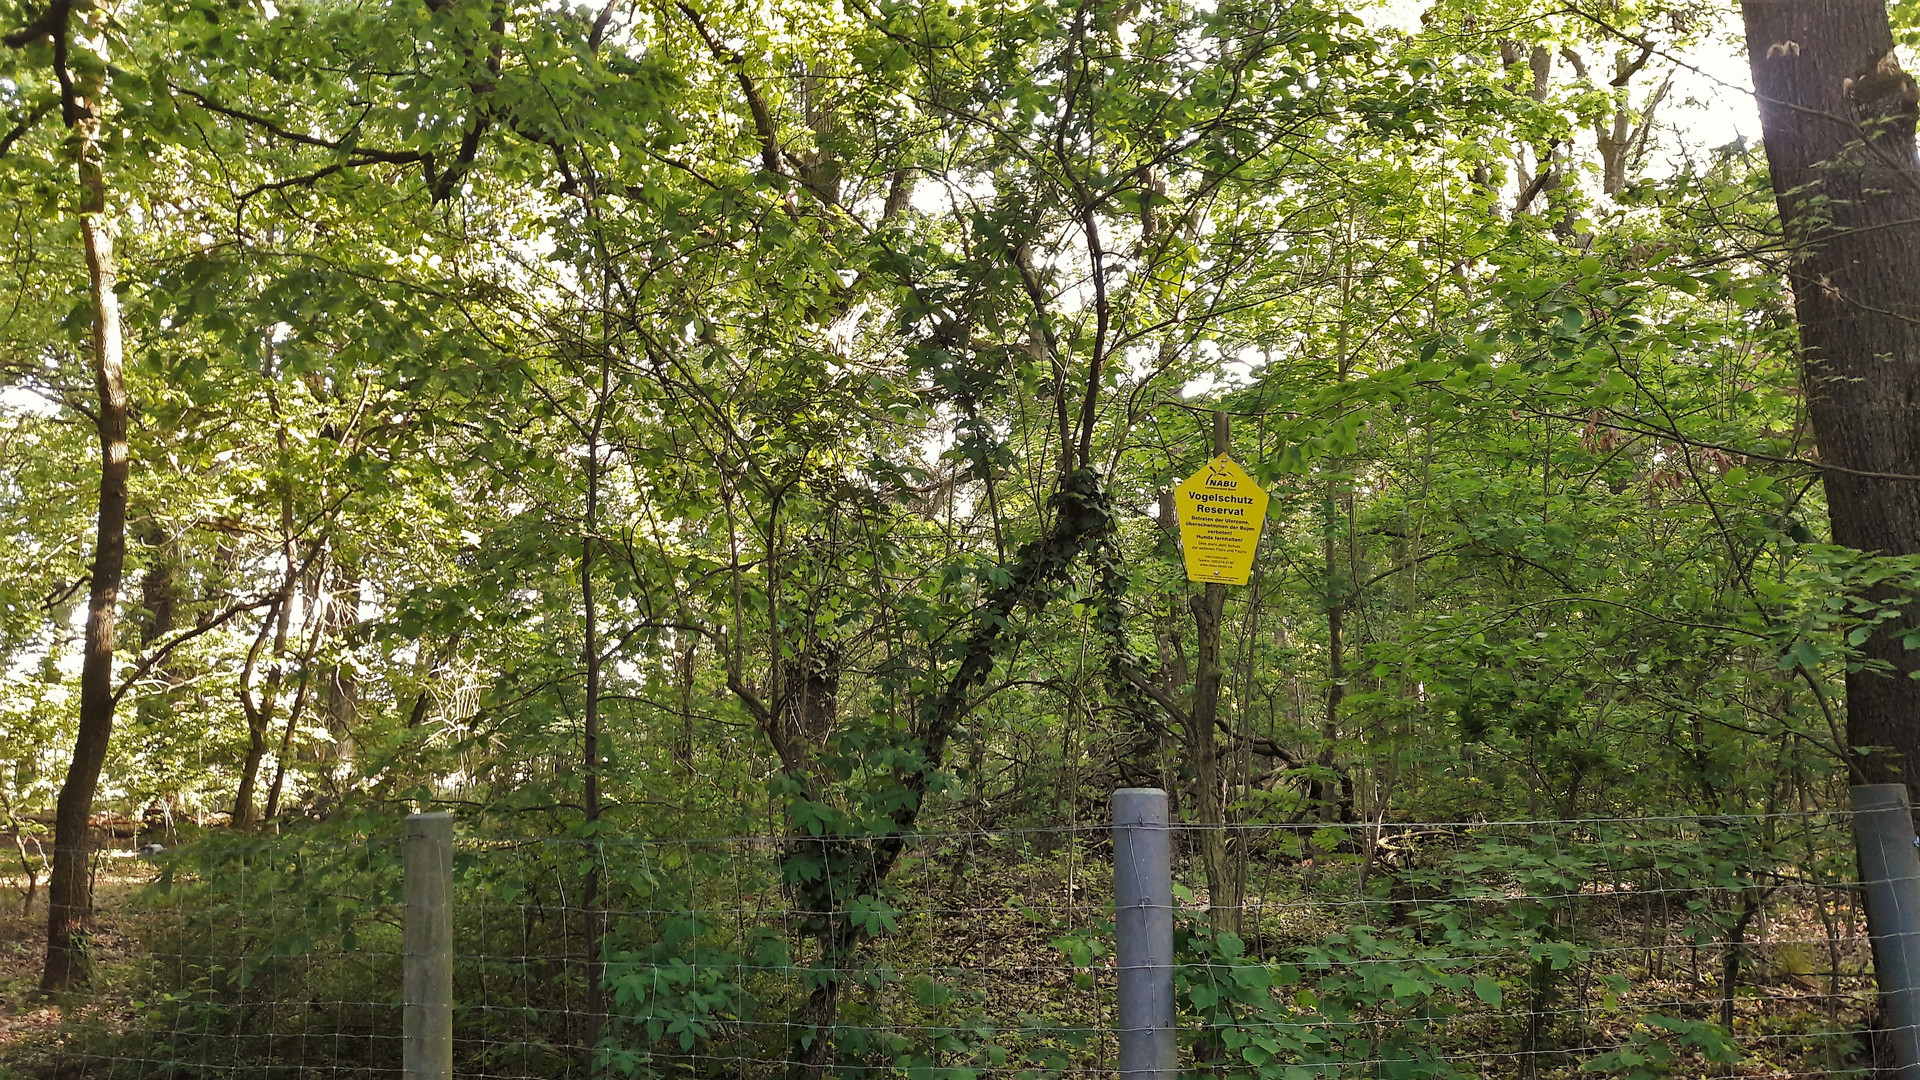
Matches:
[[0, 853, 151, 1072]]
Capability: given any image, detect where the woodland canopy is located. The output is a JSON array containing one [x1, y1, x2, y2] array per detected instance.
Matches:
[[2, 0, 1919, 1070]]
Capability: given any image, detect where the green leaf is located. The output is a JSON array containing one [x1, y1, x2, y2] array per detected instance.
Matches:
[[1473, 976, 1502, 1008]]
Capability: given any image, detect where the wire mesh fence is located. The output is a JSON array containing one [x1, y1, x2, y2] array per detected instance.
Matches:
[[27, 806, 1880, 1080]]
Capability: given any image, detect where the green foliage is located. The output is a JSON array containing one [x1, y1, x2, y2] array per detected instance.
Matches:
[[0, 0, 1887, 1070], [1177, 922, 1465, 1080], [1581, 1014, 1739, 1080]]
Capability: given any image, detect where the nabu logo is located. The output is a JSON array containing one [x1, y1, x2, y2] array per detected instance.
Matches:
[[1204, 464, 1237, 489]]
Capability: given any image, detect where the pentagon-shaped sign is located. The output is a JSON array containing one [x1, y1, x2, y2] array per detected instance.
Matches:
[[1173, 455, 1269, 586]]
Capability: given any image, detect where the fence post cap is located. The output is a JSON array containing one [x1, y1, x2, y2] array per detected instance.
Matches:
[[405, 811, 454, 838], [1852, 784, 1913, 813], [1112, 789, 1168, 828]]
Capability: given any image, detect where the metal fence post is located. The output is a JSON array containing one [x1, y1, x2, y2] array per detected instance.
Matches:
[[405, 812, 454, 1080], [1114, 788, 1175, 1080], [1853, 783, 1920, 1078]]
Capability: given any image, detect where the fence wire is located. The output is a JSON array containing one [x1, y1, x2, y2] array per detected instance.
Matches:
[[17, 810, 1882, 1079]]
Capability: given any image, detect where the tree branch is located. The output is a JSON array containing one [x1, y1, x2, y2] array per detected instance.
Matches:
[[675, 2, 782, 174], [3, 0, 83, 126], [112, 595, 275, 709], [588, 0, 621, 55], [0, 98, 54, 157], [173, 85, 432, 167]]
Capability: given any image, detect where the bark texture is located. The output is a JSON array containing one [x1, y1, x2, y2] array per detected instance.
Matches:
[[1187, 579, 1241, 935], [44, 95, 127, 991], [1742, 0, 1920, 788]]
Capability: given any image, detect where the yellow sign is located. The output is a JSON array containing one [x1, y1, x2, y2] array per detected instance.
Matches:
[[1174, 455, 1269, 585]]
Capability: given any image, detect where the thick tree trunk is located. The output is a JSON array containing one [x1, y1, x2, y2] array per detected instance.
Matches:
[[1742, 0, 1920, 787], [132, 521, 177, 648], [793, 918, 855, 1078], [43, 105, 127, 992]]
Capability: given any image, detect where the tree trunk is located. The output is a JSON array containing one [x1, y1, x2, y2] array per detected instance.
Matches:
[[132, 521, 177, 648], [1317, 555, 1345, 821], [321, 568, 359, 769], [1316, 253, 1355, 823], [131, 521, 177, 675], [1153, 492, 1190, 808], [1741, 0, 1920, 787], [265, 586, 328, 820], [1189, 411, 1241, 937], [43, 82, 127, 992], [580, 358, 609, 1065], [233, 579, 295, 829], [674, 637, 697, 771], [130, 521, 180, 814], [793, 916, 855, 1079]]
